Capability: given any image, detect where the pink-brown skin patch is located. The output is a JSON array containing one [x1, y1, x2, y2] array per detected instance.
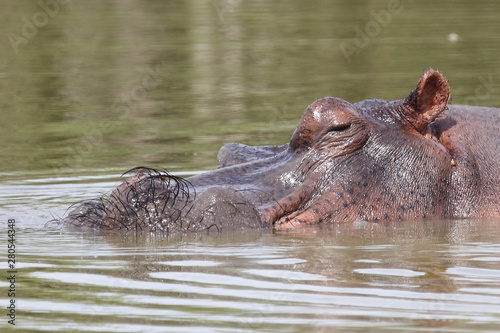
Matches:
[[62, 70, 500, 233], [258, 70, 500, 229]]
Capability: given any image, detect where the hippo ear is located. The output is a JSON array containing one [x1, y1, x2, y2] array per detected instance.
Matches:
[[401, 69, 450, 133]]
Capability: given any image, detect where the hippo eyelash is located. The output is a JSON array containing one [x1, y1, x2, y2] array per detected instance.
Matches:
[[327, 124, 351, 133]]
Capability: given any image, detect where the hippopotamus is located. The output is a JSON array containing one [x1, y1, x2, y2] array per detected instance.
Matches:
[[61, 69, 500, 233]]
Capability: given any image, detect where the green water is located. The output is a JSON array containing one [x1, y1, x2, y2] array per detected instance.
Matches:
[[1, 0, 500, 331], [1, 0, 500, 177]]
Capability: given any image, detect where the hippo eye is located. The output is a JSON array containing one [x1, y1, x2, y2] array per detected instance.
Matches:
[[326, 123, 351, 133]]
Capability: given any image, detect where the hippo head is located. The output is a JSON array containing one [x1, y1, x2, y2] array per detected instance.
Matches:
[[63, 70, 453, 232]]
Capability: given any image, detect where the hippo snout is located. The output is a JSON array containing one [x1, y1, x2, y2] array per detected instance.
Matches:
[[62, 167, 268, 232]]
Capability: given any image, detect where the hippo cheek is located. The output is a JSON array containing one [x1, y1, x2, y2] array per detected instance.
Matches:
[[258, 183, 320, 227], [270, 193, 349, 229], [260, 182, 375, 229], [258, 133, 370, 227]]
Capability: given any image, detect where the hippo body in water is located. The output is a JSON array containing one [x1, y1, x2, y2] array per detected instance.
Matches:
[[63, 70, 500, 232]]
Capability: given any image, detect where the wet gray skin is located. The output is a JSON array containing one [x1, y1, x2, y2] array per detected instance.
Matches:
[[61, 70, 500, 233]]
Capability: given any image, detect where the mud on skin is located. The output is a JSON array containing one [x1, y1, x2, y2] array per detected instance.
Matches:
[[59, 69, 500, 233]]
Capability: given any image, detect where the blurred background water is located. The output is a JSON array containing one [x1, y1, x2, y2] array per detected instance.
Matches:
[[1, 0, 500, 332]]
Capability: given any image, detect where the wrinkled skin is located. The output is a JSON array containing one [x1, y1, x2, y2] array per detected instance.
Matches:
[[62, 70, 500, 233]]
